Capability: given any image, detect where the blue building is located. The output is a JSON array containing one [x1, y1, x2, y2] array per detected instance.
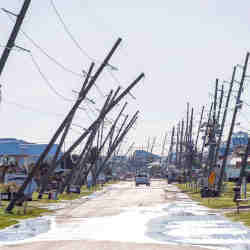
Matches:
[[218, 131, 248, 157], [0, 138, 63, 167]]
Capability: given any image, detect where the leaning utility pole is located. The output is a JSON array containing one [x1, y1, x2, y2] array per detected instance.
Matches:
[[185, 103, 190, 144], [216, 84, 224, 126], [161, 132, 167, 158], [0, 0, 31, 76], [187, 108, 194, 181], [237, 138, 250, 187], [218, 52, 250, 194], [95, 112, 139, 178], [175, 122, 180, 166], [167, 126, 175, 166], [6, 38, 123, 212], [213, 67, 236, 170], [55, 72, 144, 169], [207, 79, 219, 175], [39, 63, 95, 198], [200, 102, 213, 165], [179, 120, 184, 168], [195, 106, 205, 152]]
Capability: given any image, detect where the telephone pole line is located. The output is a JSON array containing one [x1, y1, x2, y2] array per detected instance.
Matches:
[[0, 0, 31, 76], [213, 67, 236, 171], [218, 53, 250, 194]]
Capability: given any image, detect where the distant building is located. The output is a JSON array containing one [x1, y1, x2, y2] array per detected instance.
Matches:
[[133, 150, 160, 161], [0, 138, 63, 168], [219, 131, 248, 157]]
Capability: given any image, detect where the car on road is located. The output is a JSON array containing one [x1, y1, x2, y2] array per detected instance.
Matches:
[[135, 174, 150, 186]]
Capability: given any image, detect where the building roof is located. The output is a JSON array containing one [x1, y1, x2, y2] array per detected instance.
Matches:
[[0, 138, 62, 158]]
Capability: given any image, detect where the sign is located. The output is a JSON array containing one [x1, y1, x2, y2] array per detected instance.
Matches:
[[208, 171, 216, 185]]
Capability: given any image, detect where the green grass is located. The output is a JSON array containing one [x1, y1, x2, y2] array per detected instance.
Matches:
[[176, 182, 250, 227], [0, 203, 50, 229], [176, 182, 245, 209], [225, 211, 250, 227], [0, 181, 116, 230]]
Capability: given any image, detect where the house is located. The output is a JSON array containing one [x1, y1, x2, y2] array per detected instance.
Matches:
[[0, 138, 63, 170]]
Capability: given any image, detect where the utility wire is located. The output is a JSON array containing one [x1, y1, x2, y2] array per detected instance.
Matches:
[[49, 0, 118, 74], [3, 9, 105, 98], [107, 69, 136, 100], [3, 9, 82, 77], [30, 53, 74, 102], [2, 98, 64, 117], [49, 0, 95, 62], [31, 53, 98, 123], [2, 98, 88, 126], [48, 1, 107, 98]]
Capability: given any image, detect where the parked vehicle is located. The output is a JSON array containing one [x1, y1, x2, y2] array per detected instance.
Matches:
[[135, 174, 150, 186]]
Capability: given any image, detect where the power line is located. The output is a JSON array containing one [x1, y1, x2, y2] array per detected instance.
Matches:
[[3, 10, 83, 77], [49, 0, 119, 74], [107, 69, 136, 100], [2, 98, 66, 117], [49, 0, 95, 62], [30, 53, 74, 102], [3, 8, 107, 99]]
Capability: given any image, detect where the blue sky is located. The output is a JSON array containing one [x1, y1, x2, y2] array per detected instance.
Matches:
[[1, 0, 250, 155]]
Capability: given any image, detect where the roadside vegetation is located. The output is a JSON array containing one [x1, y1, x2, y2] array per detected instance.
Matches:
[[0, 181, 118, 230], [176, 182, 250, 227]]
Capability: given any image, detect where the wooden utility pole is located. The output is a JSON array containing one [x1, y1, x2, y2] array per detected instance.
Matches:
[[207, 79, 219, 175], [161, 132, 167, 161], [200, 102, 213, 164], [6, 38, 123, 212], [218, 53, 250, 194], [195, 106, 205, 151], [176, 122, 180, 166], [150, 137, 157, 154], [39, 63, 95, 197], [187, 108, 194, 181], [213, 67, 236, 173], [167, 126, 175, 166], [0, 0, 31, 76], [54, 73, 144, 170], [179, 120, 184, 168], [237, 138, 250, 187], [216, 84, 224, 125], [185, 103, 190, 143], [96, 112, 139, 178], [60, 90, 115, 192]]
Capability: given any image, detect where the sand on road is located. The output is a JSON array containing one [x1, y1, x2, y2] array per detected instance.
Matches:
[[1, 180, 209, 250]]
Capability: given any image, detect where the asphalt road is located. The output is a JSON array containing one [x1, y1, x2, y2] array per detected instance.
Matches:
[[1, 180, 208, 250]]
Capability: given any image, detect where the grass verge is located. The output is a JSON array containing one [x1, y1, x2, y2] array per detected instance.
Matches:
[[0, 181, 116, 230], [176, 182, 250, 227], [225, 211, 250, 227], [0, 204, 50, 230]]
